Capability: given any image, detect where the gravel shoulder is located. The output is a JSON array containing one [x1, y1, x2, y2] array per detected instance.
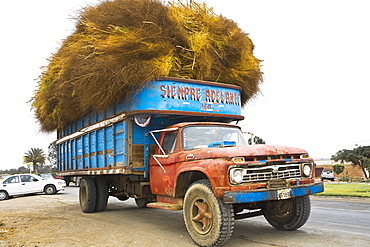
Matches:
[[1, 190, 369, 247]]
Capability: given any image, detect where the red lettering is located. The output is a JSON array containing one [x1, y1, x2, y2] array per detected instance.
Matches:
[[196, 88, 201, 101], [205, 90, 211, 102], [190, 87, 195, 100], [170, 86, 176, 98], [160, 85, 167, 98]]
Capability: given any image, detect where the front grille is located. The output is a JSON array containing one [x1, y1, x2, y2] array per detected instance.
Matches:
[[242, 164, 301, 182]]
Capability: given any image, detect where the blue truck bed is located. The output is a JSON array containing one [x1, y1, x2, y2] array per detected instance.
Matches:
[[57, 78, 243, 176]]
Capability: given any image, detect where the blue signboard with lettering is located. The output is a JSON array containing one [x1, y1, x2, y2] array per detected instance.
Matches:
[[129, 78, 242, 117]]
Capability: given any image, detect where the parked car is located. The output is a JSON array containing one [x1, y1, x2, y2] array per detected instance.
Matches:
[[321, 169, 335, 181], [0, 174, 11, 180], [40, 173, 54, 179], [0, 174, 66, 200]]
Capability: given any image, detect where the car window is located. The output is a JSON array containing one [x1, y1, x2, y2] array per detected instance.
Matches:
[[4, 175, 20, 184], [183, 125, 246, 150], [162, 131, 178, 154], [21, 175, 35, 182]]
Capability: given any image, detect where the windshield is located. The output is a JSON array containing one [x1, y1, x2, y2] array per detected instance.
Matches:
[[183, 125, 247, 150]]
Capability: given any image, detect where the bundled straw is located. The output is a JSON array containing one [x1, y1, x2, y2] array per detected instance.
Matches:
[[32, 0, 263, 132]]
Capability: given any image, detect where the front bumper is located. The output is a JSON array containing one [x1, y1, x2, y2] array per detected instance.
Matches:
[[223, 182, 324, 204]]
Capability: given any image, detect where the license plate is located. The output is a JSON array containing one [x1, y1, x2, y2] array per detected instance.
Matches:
[[277, 188, 291, 200]]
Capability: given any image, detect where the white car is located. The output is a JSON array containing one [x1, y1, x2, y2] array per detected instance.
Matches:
[[0, 174, 66, 200], [320, 169, 335, 181]]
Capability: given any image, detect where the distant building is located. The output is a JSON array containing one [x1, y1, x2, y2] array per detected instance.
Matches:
[[314, 158, 367, 180]]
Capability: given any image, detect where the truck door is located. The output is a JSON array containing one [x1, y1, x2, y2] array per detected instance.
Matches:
[[149, 131, 178, 196], [2, 175, 22, 196], [20, 174, 43, 194]]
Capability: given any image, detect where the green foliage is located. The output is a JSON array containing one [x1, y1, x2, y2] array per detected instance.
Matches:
[[48, 142, 57, 167], [23, 148, 46, 174], [0, 166, 29, 175], [332, 164, 345, 176], [332, 145, 370, 179], [248, 136, 266, 145], [0, 165, 55, 175], [317, 183, 370, 198], [31, 0, 263, 132]]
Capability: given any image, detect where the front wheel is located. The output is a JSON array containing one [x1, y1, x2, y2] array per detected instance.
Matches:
[[263, 195, 311, 230], [44, 185, 57, 195], [183, 179, 234, 247]]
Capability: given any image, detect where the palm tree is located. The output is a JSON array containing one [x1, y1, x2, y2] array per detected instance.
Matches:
[[23, 148, 46, 174]]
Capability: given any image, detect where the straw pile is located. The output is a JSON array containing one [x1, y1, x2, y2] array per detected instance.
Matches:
[[32, 0, 263, 132]]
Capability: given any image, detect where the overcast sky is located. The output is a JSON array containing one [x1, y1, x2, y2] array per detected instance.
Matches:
[[1, 0, 369, 170]]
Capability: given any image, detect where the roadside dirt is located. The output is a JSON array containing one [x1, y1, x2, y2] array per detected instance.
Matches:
[[0, 195, 97, 247], [1, 190, 370, 247], [0, 192, 194, 247]]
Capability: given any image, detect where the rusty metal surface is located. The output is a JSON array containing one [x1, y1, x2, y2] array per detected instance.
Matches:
[[149, 122, 316, 201]]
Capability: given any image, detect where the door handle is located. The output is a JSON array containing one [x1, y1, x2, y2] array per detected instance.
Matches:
[[186, 154, 195, 160]]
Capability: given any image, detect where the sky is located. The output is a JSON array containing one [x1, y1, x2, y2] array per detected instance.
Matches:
[[1, 0, 369, 170]]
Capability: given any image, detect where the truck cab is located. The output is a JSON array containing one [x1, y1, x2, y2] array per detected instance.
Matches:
[[149, 122, 315, 200]]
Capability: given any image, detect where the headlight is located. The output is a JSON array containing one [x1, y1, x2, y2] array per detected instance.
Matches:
[[230, 168, 243, 184], [302, 164, 312, 177]]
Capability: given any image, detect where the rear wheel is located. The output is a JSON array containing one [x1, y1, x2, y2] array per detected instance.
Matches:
[[183, 179, 234, 247], [0, 191, 9, 200], [94, 177, 108, 212], [79, 177, 97, 213], [263, 195, 311, 230]]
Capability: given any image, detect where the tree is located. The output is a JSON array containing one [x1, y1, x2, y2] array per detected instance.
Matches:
[[48, 141, 58, 167], [248, 136, 266, 145], [332, 164, 345, 183], [23, 148, 46, 174], [331, 146, 370, 179]]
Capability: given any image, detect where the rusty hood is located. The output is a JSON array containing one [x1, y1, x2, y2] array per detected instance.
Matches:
[[178, 144, 308, 162]]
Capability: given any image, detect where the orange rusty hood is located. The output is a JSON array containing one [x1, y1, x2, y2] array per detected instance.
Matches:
[[178, 144, 308, 161]]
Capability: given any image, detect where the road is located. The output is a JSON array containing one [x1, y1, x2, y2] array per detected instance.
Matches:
[[1, 186, 369, 247]]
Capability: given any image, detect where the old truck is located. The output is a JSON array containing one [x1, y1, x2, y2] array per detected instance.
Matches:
[[57, 77, 323, 246]]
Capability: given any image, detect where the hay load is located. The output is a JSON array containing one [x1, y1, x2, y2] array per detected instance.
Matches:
[[32, 0, 263, 132]]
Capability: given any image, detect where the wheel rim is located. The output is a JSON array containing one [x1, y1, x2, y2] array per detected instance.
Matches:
[[46, 187, 54, 194], [80, 184, 87, 206], [190, 196, 213, 234], [269, 199, 294, 219], [0, 192, 6, 200]]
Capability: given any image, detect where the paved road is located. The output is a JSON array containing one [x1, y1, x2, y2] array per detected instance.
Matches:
[[52, 186, 370, 246]]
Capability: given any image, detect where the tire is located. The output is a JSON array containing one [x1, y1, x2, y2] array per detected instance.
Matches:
[[183, 179, 234, 247], [263, 195, 311, 231], [135, 197, 151, 208], [94, 177, 108, 212], [0, 190, 9, 200], [79, 177, 97, 213], [44, 185, 57, 195]]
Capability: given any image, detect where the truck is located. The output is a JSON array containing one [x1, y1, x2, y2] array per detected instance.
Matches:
[[57, 77, 324, 246]]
